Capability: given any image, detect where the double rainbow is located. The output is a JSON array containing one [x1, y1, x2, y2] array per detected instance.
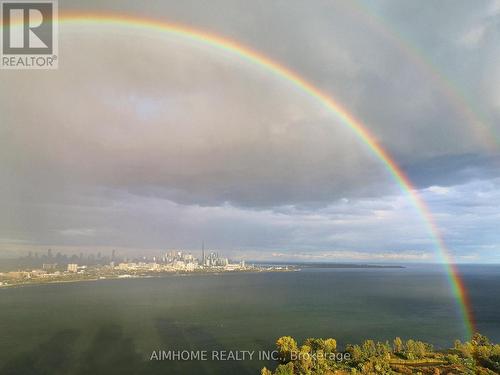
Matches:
[[54, 12, 476, 338], [347, 1, 499, 152]]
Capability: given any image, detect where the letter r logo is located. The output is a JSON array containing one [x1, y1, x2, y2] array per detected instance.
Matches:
[[2, 1, 54, 54]]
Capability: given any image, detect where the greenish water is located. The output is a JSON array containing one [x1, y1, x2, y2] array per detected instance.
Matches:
[[0, 264, 498, 374]]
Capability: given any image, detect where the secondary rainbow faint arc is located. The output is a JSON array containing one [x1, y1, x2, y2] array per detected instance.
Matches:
[[59, 12, 475, 338], [347, 1, 499, 151]]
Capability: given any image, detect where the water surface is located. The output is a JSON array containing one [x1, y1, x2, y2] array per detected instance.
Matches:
[[0, 264, 498, 374]]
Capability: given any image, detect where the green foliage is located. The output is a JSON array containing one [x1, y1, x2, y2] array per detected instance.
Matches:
[[323, 338, 337, 353], [276, 336, 299, 363], [404, 339, 432, 359], [346, 344, 363, 363], [453, 333, 500, 373], [303, 338, 337, 354], [273, 362, 294, 375], [361, 339, 377, 358], [393, 337, 403, 354], [296, 345, 312, 375], [262, 333, 498, 375], [445, 353, 460, 364]]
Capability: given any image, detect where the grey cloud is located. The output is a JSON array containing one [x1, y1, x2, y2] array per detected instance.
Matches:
[[402, 153, 500, 189], [1, 0, 500, 260], [1, 24, 397, 209]]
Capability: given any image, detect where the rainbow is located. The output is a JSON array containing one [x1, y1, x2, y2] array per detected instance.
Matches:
[[346, 1, 499, 151], [52, 12, 475, 338]]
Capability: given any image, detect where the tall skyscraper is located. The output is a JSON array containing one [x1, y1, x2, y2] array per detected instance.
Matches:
[[201, 241, 205, 265]]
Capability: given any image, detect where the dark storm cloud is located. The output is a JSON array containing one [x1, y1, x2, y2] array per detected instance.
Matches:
[[402, 153, 500, 189]]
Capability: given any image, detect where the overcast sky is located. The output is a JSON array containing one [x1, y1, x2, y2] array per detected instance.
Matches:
[[1, 0, 499, 262]]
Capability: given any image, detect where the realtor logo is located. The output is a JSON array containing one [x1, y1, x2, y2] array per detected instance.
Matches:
[[1, 0, 58, 69]]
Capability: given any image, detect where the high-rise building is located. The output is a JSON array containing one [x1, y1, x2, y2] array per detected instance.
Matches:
[[67, 264, 78, 273], [201, 241, 205, 266]]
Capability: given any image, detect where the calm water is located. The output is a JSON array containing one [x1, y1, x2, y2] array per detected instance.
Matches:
[[0, 264, 498, 374]]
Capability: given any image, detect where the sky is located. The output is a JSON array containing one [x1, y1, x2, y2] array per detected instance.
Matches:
[[1, 0, 499, 262]]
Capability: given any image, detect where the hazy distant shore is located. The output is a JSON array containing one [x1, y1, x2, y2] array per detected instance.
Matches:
[[252, 262, 405, 269]]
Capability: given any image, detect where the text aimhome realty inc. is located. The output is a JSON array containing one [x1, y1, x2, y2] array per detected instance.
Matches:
[[149, 349, 351, 362]]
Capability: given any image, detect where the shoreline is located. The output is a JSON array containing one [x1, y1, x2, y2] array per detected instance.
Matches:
[[0, 268, 295, 290]]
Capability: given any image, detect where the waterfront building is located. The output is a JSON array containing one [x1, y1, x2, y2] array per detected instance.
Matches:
[[67, 264, 78, 273], [42, 263, 57, 271]]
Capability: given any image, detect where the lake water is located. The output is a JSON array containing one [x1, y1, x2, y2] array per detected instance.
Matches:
[[0, 264, 498, 374]]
